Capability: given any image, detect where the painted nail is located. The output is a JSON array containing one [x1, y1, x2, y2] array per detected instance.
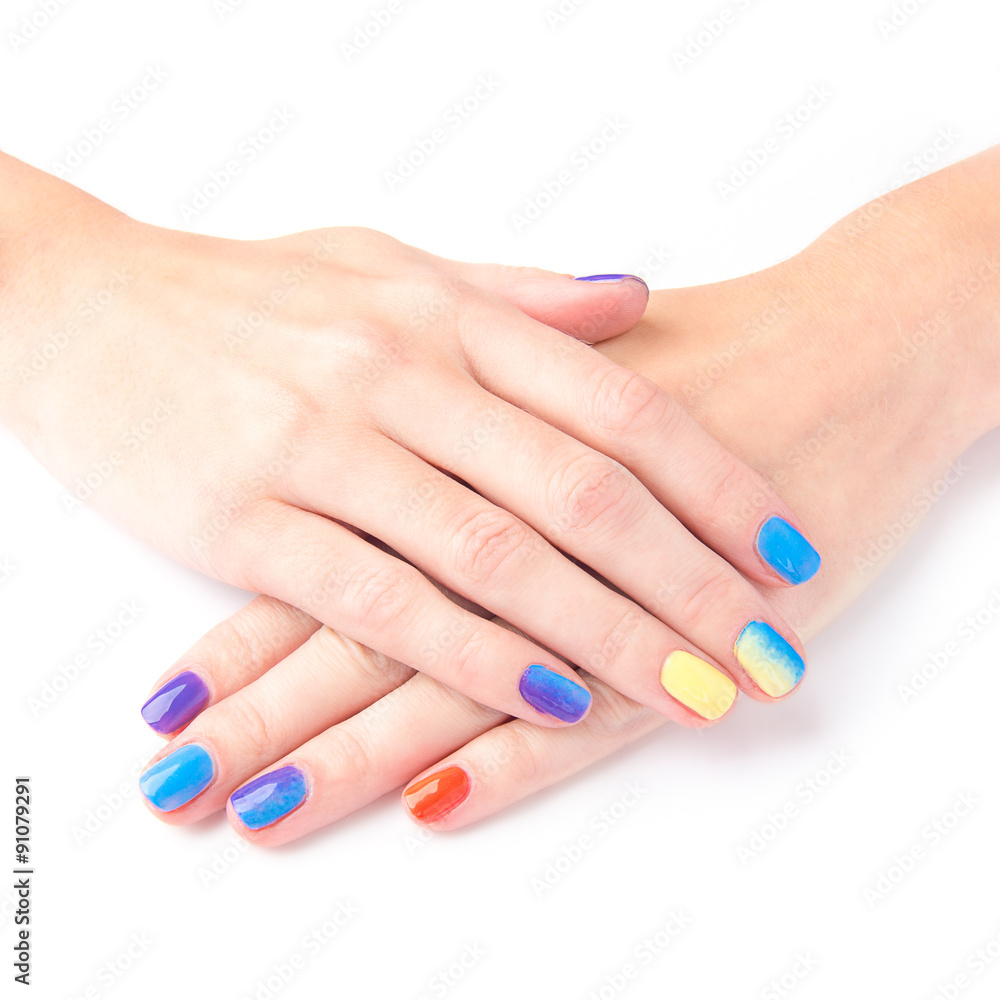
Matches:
[[403, 767, 470, 824], [575, 273, 649, 290], [138, 744, 214, 812], [230, 765, 307, 831], [519, 665, 591, 722], [734, 621, 805, 698], [756, 516, 821, 585], [660, 651, 737, 720], [141, 670, 210, 734]]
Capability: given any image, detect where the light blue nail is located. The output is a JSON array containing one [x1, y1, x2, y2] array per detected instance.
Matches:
[[756, 516, 821, 585], [139, 744, 214, 812]]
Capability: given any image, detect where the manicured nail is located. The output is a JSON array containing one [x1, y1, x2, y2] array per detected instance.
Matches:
[[734, 622, 805, 698], [139, 744, 214, 812], [230, 765, 308, 831], [660, 651, 737, 720], [756, 516, 821, 585], [141, 670, 210, 734], [403, 766, 470, 824], [519, 664, 591, 722], [575, 273, 649, 290]]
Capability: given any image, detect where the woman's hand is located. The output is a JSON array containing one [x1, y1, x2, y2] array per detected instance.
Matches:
[[133, 146, 1000, 841], [0, 153, 817, 732]]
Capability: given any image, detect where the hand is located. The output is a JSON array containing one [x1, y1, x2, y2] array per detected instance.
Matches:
[[0, 153, 816, 732], [133, 145, 1000, 840]]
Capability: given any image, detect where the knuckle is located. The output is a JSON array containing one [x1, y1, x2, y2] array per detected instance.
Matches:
[[311, 627, 413, 690], [551, 454, 639, 536], [338, 563, 416, 633], [678, 568, 743, 630], [690, 454, 752, 530], [589, 367, 670, 440], [328, 724, 376, 792], [583, 606, 645, 674], [441, 622, 492, 687], [221, 696, 275, 758], [478, 722, 547, 784], [451, 507, 533, 586], [585, 684, 661, 745]]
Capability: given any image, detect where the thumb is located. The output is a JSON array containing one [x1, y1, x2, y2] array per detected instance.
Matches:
[[449, 262, 649, 342]]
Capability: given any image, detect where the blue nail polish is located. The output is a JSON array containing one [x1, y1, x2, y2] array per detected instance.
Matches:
[[756, 516, 821, 585], [575, 273, 649, 290], [519, 665, 591, 722], [141, 670, 210, 734], [734, 621, 806, 698], [230, 765, 308, 830], [139, 744, 214, 812]]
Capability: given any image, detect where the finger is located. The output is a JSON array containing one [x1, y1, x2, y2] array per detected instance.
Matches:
[[223, 672, 505, 845], [137, 625, 415, 822], [223, 501, 594, 727], [445, 260, 649, 342], [140, 595, 321, 737], [460, 306, 821, 589], [402, 674, 665, 830], [289, 434, 747, 721], [369, 377, 805, 703]]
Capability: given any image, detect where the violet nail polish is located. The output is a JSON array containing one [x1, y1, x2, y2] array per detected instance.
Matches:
[[141, 670, 210, 734]]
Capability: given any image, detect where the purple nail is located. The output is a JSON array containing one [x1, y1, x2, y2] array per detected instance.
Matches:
[[141, 670, 210, 734], [574, 274, 649, 290]]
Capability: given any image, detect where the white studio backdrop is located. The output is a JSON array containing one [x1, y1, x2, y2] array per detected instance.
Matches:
[[3, 0, 1000, 997]]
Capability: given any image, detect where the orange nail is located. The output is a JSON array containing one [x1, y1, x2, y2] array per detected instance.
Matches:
[[403, 767, 470, 824]]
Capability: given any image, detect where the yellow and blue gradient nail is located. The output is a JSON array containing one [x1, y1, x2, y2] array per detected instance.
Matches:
[[734, 621, 805, 698], [230, 765, 308, 830], [139, 743, 214, 812], [756, 516, 821, 585], [660, 651, 737, 720]]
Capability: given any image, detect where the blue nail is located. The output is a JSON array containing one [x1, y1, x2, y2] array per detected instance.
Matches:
[[734, 621, 806, 698], [756, 516, 821, 585], [519, 665, 591, 722], [139, 744, 214, 812], [230, 765, 308, 830], [575, 273, 648, 290], [141, 670, 210, 734]]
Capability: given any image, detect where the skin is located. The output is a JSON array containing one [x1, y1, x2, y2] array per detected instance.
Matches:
[[0, 152, 810, 730], [137, 145, 1000, 844]]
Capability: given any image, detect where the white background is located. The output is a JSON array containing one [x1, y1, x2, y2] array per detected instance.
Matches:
[[4, 0, 1000, 997]]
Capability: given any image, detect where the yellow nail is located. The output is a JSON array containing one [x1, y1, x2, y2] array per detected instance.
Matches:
[[659, 651, 737, 720]]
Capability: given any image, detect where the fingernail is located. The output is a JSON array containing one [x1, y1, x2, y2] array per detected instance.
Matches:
[[734, 621, 805, 698], [519, 664, 591, 722], [141, 670, 210, 734], [660, 651, 737, 720], [139, 744, 214, 812], [575, 273, 649, 290], [403, 766, 470, 824], [230, 765, 308, 831], [756, 516, 821, 585]]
